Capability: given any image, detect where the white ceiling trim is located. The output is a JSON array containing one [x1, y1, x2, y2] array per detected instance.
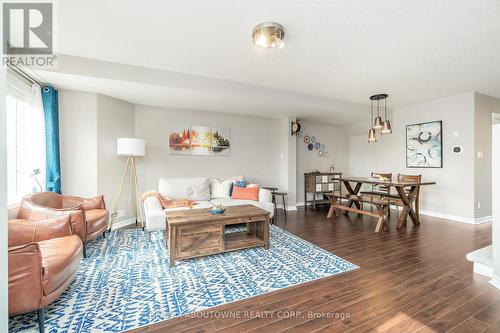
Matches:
[[34, 55, 371, 124]]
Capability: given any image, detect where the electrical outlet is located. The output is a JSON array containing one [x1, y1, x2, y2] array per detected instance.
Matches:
[[477, 202, 481, 210], [111, 210, 125, 218]]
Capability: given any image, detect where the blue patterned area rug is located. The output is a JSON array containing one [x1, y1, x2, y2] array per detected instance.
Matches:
[[9, 225, 358, 333]]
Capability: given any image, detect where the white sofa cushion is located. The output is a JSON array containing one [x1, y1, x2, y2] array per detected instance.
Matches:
[[210, 198, 274, 217], [158, 177, 210, 201], [143, 196, 166, 231], [209, 178, 233, 199], [163, 200, 213, 213]]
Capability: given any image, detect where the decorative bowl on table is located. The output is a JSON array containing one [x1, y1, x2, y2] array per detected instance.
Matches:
[[210, 205, 226, 214]]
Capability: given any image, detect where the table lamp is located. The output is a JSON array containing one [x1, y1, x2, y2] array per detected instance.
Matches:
[[109, 138, 146, 231]]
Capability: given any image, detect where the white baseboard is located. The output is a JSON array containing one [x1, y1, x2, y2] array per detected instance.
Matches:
[[419, 210, 492, 224], [296, 202, 320, 207], [418, 210, 475, 224], [276, 204, 297, 211], [473, 262, 493, 277], [475, 215, 493, 224], [111, 217, 136, 230], [490, 275, 500, 290], [296, 202, 491, 225]]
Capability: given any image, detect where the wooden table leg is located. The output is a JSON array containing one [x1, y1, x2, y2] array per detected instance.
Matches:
[[395, 186, 419, 228], [375, 205, 386, 233], [263, 216, 269, 250], [169, 225, 176, 267], [326, 196, 338, 219], [384, 206, 390, 231], [344, 181, 362, 214]]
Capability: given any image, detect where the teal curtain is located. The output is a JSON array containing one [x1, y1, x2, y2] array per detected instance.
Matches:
[[41, 86, 61, 193]]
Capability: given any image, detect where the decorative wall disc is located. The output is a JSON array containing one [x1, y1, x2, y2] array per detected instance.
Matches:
[[308, 143, 314, 150], [314, 142, 321, 150], [304, 135, 310, 143], [311, 136, 316, 143], [318, 151, 324, 157]]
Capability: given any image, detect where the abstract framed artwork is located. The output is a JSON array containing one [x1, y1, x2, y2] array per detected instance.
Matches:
[[169, 125, 231, 156], [406, 120, 442, 168]]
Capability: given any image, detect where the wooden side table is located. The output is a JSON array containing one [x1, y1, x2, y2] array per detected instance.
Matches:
[[272, 192, 287, 222]]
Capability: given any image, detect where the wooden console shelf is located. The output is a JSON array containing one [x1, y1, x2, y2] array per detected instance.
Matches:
[[304, 172, 342, 208], [225, 231, 264, 251]]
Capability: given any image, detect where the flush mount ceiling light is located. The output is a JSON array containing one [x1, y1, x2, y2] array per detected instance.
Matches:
[[252, 22, 285, 49]]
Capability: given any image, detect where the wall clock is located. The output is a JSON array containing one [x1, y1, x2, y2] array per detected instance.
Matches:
[[291, 120, 301, 136]]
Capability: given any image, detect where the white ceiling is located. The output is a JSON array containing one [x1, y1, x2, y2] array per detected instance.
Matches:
[[34, 0, 500, 124]]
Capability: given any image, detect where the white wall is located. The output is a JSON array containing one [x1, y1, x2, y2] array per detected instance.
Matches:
[[58, 90, 498, 224], [278, 118, 289, 194], [492, 123, 500, 286], [134, 105, 283, 193], [296, 120, 349, 203], [59, 90, 98, 197], [0, 55, 8, 329], [348, 92, 476, 221], [96, 94, 135, 216], [59, 91, 135, 221], [277, 117, 298, 206], [474, 94, 500, 219]]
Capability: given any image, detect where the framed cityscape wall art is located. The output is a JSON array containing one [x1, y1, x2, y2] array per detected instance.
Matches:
[[406, 120, 442, 168], [169, 125, 231, 156]]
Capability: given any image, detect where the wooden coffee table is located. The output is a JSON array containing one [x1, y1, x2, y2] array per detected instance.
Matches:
[[165, 204, 270, 267]]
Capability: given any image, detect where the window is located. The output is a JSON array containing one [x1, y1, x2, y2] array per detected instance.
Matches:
[[6, 70, 46, 205]]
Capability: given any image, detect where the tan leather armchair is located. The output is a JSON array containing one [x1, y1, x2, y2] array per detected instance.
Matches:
[[9, 216, 83, 333], [68, 194, 110, 241], [19, 192, 109, 257]]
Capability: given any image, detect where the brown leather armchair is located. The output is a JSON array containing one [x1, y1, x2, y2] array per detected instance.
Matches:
[[9, 216, 83, 333], [18, 192, 109, 256]]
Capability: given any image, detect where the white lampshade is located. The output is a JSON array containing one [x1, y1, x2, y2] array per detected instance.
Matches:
[[117, 138, 146, 157]]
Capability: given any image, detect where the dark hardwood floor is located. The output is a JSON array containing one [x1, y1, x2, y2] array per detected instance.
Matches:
[[129, 206, 499, 333]]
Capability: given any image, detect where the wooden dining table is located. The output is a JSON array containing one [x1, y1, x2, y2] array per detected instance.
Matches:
[[336, 176, 436, 228]]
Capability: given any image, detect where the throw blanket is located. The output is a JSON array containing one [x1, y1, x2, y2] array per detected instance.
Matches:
[[142, 191, 197, 209]]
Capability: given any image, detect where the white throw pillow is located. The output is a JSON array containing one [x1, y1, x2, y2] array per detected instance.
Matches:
[[210, 178, 233, 199], [158, 177, 210, 201]]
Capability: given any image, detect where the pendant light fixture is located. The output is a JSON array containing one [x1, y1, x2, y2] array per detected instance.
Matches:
[[368, 94, 391, 142], [373, 98, 383, 130], [381, 97, 392, 135], [368, 98, 377, 143]]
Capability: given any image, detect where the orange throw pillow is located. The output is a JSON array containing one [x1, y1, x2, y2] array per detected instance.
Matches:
[[231, 186, 260, 201]]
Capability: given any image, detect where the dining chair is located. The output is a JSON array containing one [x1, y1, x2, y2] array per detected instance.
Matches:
[[371, 172, 392, 194], [360, 172, 393, 215], [397, 173, 422, 221]]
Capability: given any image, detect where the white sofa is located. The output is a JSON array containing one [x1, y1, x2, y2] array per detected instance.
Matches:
[[143, 177, 274, 231]]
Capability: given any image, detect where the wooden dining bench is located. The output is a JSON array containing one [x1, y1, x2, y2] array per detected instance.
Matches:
[[325, 193, 390, 232]]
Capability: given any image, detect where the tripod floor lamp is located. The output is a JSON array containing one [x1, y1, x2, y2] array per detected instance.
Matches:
[[109, 138, 146, 231]]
